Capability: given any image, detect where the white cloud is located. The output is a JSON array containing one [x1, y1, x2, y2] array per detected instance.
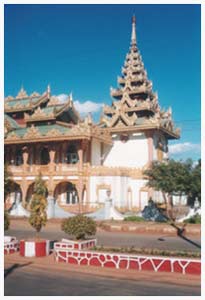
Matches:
[[56, 94, 103, 116], [56, 94, 68, 103], [169, 142, 201, 154], [73, 100, 103, 115]]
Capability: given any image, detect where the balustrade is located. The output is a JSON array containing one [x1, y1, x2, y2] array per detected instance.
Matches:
[[8, 162, 84, 176]]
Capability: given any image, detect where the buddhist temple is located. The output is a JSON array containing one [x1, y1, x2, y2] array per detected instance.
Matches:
[[4, 17, 180, 218]]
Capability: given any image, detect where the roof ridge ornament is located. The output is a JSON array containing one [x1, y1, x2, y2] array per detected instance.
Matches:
[[16, 86, 28, 99]]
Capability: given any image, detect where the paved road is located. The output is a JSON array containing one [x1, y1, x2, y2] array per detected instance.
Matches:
[[6, 221, 201, 253], [4, 255, 200, 296]]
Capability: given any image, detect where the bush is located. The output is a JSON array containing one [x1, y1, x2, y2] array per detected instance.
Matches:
[[61, 214, 97, 240], [184, 214, 201, 224], [4, 210, 10, 231], [124, 216, 145, 222]]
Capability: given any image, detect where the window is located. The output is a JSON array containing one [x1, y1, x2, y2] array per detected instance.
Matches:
[[40, 147, 50, 165], [66, 145, 79, 164], [15, 149, 23, 166]]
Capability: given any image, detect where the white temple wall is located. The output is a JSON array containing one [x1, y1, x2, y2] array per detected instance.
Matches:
[[153, 133, 158, 161], [91, 138, 101, 165], [103, 133, 148, 167], [89, 176, 148, 210]]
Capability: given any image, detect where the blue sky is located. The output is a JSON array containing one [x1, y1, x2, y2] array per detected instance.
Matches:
[[4, 4, 201, 161]]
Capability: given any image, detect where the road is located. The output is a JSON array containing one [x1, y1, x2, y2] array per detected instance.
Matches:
[[6, 219, 201, 253], [4, 254, 201, 296]]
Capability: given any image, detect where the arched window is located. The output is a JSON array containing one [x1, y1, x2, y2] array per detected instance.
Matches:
[[15, 149, 23, 166], [66, 183, 79, 204], [40, 147, 50, 165], [66, 145, 79, 164]]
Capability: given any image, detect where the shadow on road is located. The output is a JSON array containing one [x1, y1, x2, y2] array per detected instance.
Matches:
[[170, 222, 201, 249], [4, 262, 33, 279]]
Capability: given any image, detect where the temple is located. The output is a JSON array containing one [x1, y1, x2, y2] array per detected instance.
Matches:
[[4, 17, 180, 218]]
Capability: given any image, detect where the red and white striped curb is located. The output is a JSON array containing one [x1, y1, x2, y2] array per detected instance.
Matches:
[[54, 247, 200, 276], [60, 239, 97, 250], [4, 236, 19, 255], [20, 240, 50, 257]]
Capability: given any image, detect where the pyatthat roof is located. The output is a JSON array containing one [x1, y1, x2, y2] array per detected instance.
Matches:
[[100, 17, 180, 140], [4, 87, 49, 113], [25, 95, 81, 124]]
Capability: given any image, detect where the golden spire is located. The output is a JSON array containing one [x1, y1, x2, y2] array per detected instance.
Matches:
[[131, 15, 137, 47]]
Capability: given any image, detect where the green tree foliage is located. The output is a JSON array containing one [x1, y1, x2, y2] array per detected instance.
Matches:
[[61, 215, 97, 240], [4, 164, 15, 201], [28, 174, 48, 235], [188, 159, 201, 205], [144, 159, 201, 206], [4, 210, 10, 231]]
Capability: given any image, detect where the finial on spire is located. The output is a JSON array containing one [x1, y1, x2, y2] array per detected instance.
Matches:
[[131, 15, 137, 47], [69, 92, 73, 102], [47, 84, 51, 96]]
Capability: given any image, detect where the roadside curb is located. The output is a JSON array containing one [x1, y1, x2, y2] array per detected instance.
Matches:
[[99, 223, 201, 236], [54, 245, 201, 276]]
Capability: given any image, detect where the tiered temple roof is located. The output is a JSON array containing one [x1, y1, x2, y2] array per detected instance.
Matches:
[[4, 86, 50, 113], [4, 87, 112, 145], [100, 16, 180, 139]]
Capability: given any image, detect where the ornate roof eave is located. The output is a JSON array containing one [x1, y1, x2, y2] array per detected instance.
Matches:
[[32, 92, 49, 107], [124, 106, 156, 114], [158, 126, 180, 140], [104, 124, 180, 139], [5, 133, 112, 145], [5, 123, 112, 145], [55, 120, 74, 128], [110, 85, 151, 98], [5, 106, 33, 113], [4, 135, 91, 145], [55, 100, 82, 123], [25, 116, 56, 123]]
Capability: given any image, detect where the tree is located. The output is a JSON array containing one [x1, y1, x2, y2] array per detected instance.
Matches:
[[144, 159, 200, 211], [4, 164, 14, 202], [4, 210, 10, 231], [187, 159, 201, 206], [28, 174, 48, 236]]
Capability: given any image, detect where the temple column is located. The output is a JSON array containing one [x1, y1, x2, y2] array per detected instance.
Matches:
[[78, 142, 83, 171], [21, 179, 28, 207], [49, 147, 56, 173], [22, 148, 29, 172], [87, 142, 91, 164], [77, 140, 85, 213], [86, 180, 90, 206]]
